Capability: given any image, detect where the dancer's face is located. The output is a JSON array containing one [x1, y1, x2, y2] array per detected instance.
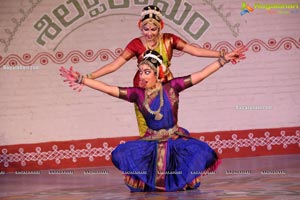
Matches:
[[141, 22, 160, 42], [138, 63, 157, 89]]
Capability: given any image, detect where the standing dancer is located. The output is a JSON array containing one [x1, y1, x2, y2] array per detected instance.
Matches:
[[69, 5, 240, 136]]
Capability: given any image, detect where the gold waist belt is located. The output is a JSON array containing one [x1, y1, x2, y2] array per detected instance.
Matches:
[[146, 126, 178, 139]]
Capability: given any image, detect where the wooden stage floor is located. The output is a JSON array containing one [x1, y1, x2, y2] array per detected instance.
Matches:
[[0, 154, 299, 200]]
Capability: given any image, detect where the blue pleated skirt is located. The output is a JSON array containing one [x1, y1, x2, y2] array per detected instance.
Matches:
[[112, 136, 219, 192]]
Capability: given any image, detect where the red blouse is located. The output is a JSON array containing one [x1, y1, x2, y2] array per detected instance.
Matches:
[[120, 33, 187, 66]]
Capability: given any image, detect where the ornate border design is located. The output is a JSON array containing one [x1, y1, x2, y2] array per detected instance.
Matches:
[[0, 142, 124, 168], [199, 130, 300, 154], [0, 127, 299, 172], [1, 37, 299, 67]]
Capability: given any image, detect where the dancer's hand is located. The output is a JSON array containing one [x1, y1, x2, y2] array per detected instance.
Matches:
[[59, 66, 84, 92], [226, 46, 248, 64]]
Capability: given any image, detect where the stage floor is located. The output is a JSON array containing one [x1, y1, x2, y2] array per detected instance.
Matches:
[[0, 154, 299, 200]]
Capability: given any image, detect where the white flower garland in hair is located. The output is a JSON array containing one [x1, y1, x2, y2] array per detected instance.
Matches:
[[143, 54, 162, 64], [141, 10, 163, 19], [144, 54, 167, 73], [143, 54, 167, 72]]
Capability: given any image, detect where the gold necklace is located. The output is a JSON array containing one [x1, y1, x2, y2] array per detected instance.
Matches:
[[146, 85, 160, 96], [143, 86, 164, 120]]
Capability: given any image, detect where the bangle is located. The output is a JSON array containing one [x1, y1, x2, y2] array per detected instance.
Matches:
[[76, 74, 84, 84], [219, 50, 230, 63], [86, 73, 93, 79], [221, 56, 229, 63], [218, 58, 224, 67], [219, 49, 226, 58], [218, 57, 230, 67], [220, 55, 229, 64]]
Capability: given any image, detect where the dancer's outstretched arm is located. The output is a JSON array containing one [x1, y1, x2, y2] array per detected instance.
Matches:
[[191, 46, 247, 85], [59, 67, 119, 97], [59, 46, 247, 96], [82, 78, 119, 97]]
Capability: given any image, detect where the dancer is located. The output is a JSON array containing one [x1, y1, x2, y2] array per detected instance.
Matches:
[[69, 5, 240, 136], [60, 47, 246, 192]]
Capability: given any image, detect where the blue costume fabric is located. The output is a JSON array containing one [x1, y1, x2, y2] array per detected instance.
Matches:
[[112, 76, 220, 192]]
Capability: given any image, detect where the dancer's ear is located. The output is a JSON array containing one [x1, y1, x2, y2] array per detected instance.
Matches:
[[160, 20, 164, 30], [138, 19, 143, 30]]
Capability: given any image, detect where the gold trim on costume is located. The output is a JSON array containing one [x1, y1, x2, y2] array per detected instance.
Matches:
[[184, 75, 193, 87], [118, 87, 127, 99], [142, 125, 179, 141], [124, 174, 145, 190], [183, 176, 202, 190], [120, 49, 134, 61], [155, 142, 167, 191]]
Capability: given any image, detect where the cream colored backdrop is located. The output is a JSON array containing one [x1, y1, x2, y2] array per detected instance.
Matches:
[[0, 0, 299, 145]]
